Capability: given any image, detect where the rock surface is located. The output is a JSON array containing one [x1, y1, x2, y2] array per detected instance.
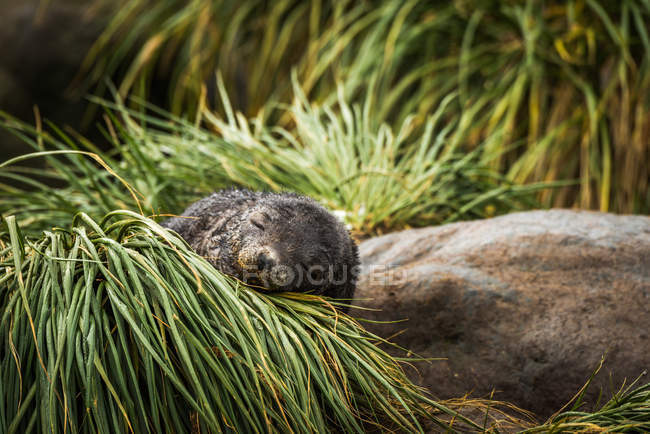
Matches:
[[353, 210, 650, 419]]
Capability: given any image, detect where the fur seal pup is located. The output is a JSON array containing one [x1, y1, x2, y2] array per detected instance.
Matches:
[[162, 189, 359, 304]]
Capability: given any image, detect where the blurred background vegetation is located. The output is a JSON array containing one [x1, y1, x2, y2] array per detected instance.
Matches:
[[79, 0, 650, 213], [1, 0, 648, 236]]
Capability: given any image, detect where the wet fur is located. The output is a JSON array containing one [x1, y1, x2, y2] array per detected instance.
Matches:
[[162, 189, 360, 303]]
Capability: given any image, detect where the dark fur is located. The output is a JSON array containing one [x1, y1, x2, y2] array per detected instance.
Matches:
[[162, 189, 359, 303]]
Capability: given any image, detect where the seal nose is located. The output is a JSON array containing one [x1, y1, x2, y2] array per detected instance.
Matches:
[[257, 252, 276, 271]]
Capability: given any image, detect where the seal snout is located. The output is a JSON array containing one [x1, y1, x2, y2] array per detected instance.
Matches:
[[237, 247, 294, 289], [256, 251, 277, 271]]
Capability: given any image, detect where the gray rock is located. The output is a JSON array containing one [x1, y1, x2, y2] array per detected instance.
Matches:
[[354, 210, 650, 418]]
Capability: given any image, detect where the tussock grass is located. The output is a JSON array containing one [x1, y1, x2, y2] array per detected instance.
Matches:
[[0, 78, 554, 237], [0, 111, 191, 237], [76, 0, 650, 214], [522, 374, 650, 433], [1, 208, 650, 432], [0, 210, 486, 433], [121, 77, 556, 234]]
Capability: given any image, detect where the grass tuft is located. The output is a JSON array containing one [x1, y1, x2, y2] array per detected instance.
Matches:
[[0, 210, 486, 433], [0, 78, 557, 237], [74, 0, 650, 214], [522, 374, 650, 432]]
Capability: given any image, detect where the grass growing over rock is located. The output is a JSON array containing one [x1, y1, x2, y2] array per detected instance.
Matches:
[[523, 376, 650, 432], [0, 210, 486, 433]]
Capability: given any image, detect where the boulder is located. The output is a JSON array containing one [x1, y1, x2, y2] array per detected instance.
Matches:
[[353, 210, 650, 418]]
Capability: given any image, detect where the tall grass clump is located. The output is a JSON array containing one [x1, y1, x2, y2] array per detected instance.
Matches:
[[522, 375, 650, 432], [75, 0, 365, 117], [0, 74, 552, 237], [0, 210, 491, 433], [2, 207, 650, 432], [126, 77, 555, 234], [0, 116, 188, 237], [77, 0, 650, 215]]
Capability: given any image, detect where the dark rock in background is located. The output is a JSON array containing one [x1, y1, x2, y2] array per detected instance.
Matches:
[[354, 209, 650, 418], [0, 0, 105, 160]]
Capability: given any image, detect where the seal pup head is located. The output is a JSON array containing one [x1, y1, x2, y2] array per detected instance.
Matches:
[[229, 193, 359, 301]]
